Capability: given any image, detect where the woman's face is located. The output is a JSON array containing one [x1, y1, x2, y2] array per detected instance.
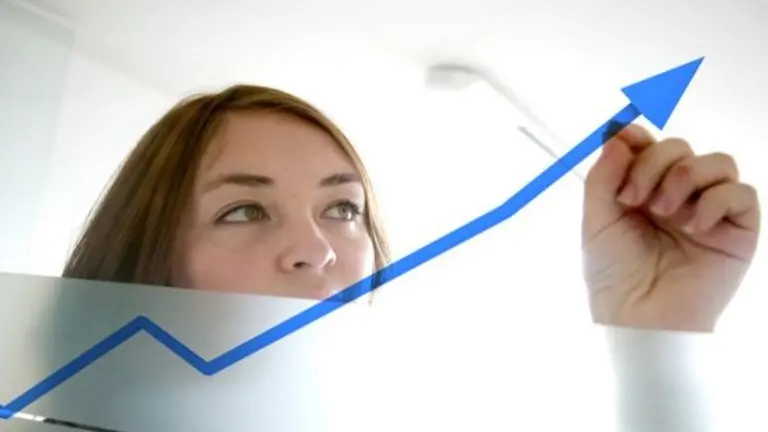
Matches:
[[171, 111, 375, 300]]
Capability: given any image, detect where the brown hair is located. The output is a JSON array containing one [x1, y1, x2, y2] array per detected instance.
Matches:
[[62, 84, 390, 291]]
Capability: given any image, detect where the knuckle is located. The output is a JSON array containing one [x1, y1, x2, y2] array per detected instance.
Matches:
[[662, 161, 696, 194], [663, 137, 693, 154], [742, 183, 758, 200], [710, 152, 740, 178], [672, 158, 694, 175]]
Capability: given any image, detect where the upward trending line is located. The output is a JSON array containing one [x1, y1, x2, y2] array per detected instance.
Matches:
[[0, 105, 640, 420], [0, 56, 703, 420]]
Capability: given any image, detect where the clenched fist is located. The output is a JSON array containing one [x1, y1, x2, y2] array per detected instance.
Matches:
[[582, 123, 761, 332]]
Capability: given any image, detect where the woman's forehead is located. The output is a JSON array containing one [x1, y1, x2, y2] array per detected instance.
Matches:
[[199, 111, 358, 185]]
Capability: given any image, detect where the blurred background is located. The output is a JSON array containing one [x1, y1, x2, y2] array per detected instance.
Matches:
[[1, 0, 767, 429]]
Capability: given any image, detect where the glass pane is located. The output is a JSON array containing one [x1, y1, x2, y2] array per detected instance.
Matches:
[[4, 272, 765, 431], [0, 272, 378, 431]]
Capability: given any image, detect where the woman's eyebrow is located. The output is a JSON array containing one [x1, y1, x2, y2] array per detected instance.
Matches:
[[202, 171, 360, 193], [203, 173, 273, 193], [318, 172, 361, 187]]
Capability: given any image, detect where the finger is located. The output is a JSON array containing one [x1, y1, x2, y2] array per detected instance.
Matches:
[[616, 137, 695, 208], [583, 123, 658, 241], [648, 152, 740, 218], [582, 132, 643, 241], [684, 182, 760, 233], [613, 123, 657, 154]]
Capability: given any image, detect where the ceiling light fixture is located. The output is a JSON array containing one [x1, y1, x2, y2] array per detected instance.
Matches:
[[425, 62, 585, 181]]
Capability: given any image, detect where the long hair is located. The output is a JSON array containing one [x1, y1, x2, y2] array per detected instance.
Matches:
[[62, 84, 390, 289]]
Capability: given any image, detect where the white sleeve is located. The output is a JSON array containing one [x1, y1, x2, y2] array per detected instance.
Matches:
[[603, 325, 718, 432]]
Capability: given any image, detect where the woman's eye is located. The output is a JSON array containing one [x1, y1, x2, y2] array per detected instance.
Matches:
[[324, 201, 363, 221], [218, 204, 269, 223]]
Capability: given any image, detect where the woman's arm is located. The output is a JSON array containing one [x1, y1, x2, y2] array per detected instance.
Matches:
[[605, 326, 717, 432]]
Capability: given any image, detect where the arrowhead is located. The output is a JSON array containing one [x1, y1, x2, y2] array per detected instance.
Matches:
[[621, 57, 704, 130]]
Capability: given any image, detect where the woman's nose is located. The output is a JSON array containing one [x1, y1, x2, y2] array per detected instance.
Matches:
[[277, 224, 336, 274]]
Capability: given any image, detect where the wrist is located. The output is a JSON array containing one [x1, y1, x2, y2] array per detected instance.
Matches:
[[590, 295, 718, 333]]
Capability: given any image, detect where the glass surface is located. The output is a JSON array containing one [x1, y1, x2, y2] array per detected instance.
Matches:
[[0, 272, 378, 431], [4, 419, 74, 432], [2, 272, 766, 432]]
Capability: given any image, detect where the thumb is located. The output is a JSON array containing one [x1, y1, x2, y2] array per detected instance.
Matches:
[[582, 124, 655, 242]]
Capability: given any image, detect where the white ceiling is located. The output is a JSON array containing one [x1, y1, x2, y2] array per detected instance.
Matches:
[[21, 0, 768, 183]]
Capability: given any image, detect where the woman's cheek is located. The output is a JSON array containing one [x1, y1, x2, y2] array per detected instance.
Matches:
[[182, 235, 275, 292]]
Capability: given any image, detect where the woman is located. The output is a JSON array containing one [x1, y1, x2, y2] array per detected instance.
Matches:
[[62, 84, 761, 333]]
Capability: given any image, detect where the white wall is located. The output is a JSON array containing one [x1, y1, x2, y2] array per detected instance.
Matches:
[[30, 51, 173, 276], [0, 0, 72, 275], [0, 0, 174, 277]]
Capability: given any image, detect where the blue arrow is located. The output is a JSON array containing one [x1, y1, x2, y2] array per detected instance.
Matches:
[[0, 57, 704, 420]]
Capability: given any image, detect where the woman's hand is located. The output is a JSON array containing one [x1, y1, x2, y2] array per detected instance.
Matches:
[[582, 123, 761, 332]]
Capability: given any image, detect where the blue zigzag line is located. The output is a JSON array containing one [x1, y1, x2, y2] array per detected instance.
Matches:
[[0, 105, 639, 419]]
